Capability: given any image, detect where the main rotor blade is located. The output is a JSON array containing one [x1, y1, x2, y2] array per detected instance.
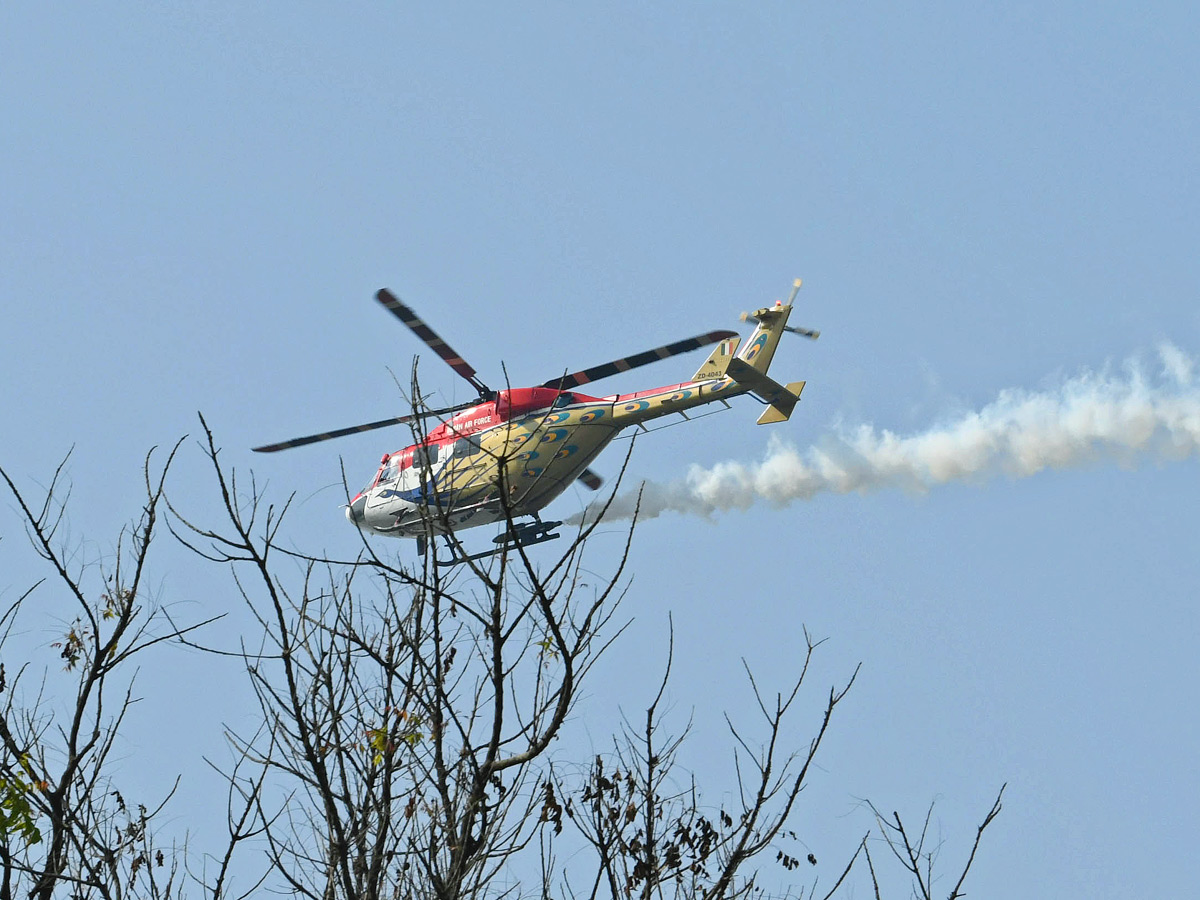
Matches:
[[541, 329, 738, 391], [577, 468, 603, 491], [252, 400, 477, 453], [376, 289, 492, 396]]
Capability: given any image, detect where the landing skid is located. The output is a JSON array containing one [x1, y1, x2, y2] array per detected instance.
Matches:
[[418, 519, 564, 568]]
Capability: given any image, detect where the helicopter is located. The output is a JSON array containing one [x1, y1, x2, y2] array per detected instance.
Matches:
[[254, 279, 818, 564]]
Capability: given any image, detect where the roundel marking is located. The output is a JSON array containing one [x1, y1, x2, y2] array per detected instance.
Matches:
[[517, 449, 540, 462], [669, 389, 694, 402], [743, 333, 769, 362], [579, 408, 606, 423], [555, 444, 578, 459], [544, 412, 571, 425], [542, 427, 570, 444], [523, 466, 544, 478], [623, 399, 651, 413]]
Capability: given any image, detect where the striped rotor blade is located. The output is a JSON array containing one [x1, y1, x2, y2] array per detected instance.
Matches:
[[376, 289, 491, 395], [541, 329, 738, 390], [252, 401, 476, 453], [577, 468, 603, 491]]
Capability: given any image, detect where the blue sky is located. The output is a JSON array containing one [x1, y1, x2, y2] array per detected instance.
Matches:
[[3, 3, 1198, 896]]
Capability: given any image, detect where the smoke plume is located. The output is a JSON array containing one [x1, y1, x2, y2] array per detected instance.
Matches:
[[569, 345, 1200, 525]]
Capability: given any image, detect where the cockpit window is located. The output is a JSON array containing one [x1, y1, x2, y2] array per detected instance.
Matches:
[[378, 459, 401, 484], [552, 392, 575, 408]]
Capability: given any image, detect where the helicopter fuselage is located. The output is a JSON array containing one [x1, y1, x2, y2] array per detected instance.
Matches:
[[347, 371, 751, 538]]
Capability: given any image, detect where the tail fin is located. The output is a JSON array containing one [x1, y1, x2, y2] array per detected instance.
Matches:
[[691, 335, 741, 382], [736, 279, 802, 374]]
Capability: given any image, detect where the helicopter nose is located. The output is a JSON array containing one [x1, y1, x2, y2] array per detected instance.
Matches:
[[346, 494, 367, 528]]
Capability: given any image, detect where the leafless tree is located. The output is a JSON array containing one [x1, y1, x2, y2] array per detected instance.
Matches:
[[865, 786, 1006, 900], [0, 446, 213, 900], [551, 624, 862, 900], [2, 419, 1003, 899]]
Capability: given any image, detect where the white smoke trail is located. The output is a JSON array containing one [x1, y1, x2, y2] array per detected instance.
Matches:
[[569, 345, 1200, 525]]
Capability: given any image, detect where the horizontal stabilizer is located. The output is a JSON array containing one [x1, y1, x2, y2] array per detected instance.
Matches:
[[756, 381, 805, 424], [725, 357, 805, 425]]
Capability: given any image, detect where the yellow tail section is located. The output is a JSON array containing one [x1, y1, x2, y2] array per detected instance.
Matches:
[[724, 278, 812, 423]]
